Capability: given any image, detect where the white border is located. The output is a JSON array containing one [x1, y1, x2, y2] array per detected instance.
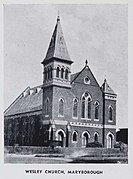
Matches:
[[0, 1, 132, 179]]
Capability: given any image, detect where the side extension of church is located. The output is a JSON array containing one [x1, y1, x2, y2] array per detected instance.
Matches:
[[4, 16, 117, 148]]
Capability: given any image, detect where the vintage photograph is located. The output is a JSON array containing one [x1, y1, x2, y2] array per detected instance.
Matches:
[[4, 4, 128, 164]]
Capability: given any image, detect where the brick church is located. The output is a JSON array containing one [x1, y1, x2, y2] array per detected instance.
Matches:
[[4, 16, 117, 148]]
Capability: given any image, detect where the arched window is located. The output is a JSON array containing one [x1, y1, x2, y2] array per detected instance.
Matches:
[[44, 68, 47, 80], [47, 68, 50, 79], [95, 102, 99, 119], [46, 71, 48, 80], [50, 66, 53, 79], [59, 98, 64, 116], [61, 68, 64, 79], [81, 96, 85, 118], [94, 133, 99, 142], [109, 106, 113, 121], [65, 69, 69, 80], [45, 98, 49, 115], [107, 132, 114, 148], [56, 67, 60, 78], [87, 97, 91, 118], [72, 131, 78, 142], [81, 92, 92, 119], [73, 98, 78, 118], [82, 131, 90, 147]]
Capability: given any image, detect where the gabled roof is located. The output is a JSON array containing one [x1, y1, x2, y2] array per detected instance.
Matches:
[[4, 73, 80, 117], [4, 86, 43, 117], [101, 79, 116, 95], [70, 72, 79, 82], [71, 63, 100, 88], [42, 16, 72, 63]]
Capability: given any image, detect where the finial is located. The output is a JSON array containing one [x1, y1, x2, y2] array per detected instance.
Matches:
[[57, 10, 60, 21], [104, 75, 107, 83], [85, 59, 88, 66]]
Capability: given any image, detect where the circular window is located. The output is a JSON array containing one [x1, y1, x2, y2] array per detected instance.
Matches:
[[84, 77, 90, 84]]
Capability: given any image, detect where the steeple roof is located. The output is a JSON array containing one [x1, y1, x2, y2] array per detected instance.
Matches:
[[101, 79, 116, 95], [42, 16, 72, 63]]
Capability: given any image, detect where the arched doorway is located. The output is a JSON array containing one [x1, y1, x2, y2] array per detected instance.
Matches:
[[82, 131, 90, 147], [94, 132, 99, 142], [107, 133, 114, 148], [58, 131, 64, 147], [56, 129, 66, 147]]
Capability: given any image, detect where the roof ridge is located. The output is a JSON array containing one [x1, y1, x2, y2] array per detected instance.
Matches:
[[30, 85, 42, 90], [4, 86, 30, 114], [71, 65, 100, 88]]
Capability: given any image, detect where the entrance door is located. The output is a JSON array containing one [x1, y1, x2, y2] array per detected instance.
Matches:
[[58, 131, 64, 147], [82, 132, 89, 147]]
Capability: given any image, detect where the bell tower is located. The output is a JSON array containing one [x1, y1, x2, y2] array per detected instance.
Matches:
[[41, 16, 73, 146], [41, 15, 73, 126], [41, 16, 73, 89]]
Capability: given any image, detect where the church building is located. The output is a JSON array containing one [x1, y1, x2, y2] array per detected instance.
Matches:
[[4, 16, 117, 148]]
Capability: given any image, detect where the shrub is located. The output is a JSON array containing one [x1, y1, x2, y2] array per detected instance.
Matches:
[[114, 141, 128, 154], [114, 142, 120, 148], [86, 141, 103, 148]]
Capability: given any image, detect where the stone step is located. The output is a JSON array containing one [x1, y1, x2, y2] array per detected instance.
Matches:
[[82, 153, 127, 157], [35, 154, 65, 158], [70, 155, 128, 164]]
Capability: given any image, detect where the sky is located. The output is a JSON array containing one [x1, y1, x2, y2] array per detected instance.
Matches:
[[4, 4, 128, 128]]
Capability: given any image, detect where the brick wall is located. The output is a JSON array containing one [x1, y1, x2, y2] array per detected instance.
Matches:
[[42, 86, 53, 120], [104, 99, 116, 125], [4, 114, 44, 146]]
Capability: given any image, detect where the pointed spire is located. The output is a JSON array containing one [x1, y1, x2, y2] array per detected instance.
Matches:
[[85, 59, 88, 66], [57, 10, 60, 22], [101, 78, 116, 95], [42, 16, 73, 64], [104, 75, 107, 83], [104, 78, 107, 83], [57, 15, 60, 22]]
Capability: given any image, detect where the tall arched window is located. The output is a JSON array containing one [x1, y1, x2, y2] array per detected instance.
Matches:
[[72, 131, 78, 142], [81, 92, 92, 119], [44, 68, 47, 80], [56, 67, 60, 78], [95, 102, 99, 119], [50, 66, 53, 79], [107, 132, 114, 148], [61, 68, 64, 79], [59, 98, 64, 116], [94, 133, 99, 142], [109, 106, 113, 121], [47, 68, 50, 79], [45, 98, 49, 116], [65, 69, 69, 80], [88, 97, 91, 118], [81, 96, 85, 118], [46, 70, 48, 80], [73, 98, 78, 118]]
